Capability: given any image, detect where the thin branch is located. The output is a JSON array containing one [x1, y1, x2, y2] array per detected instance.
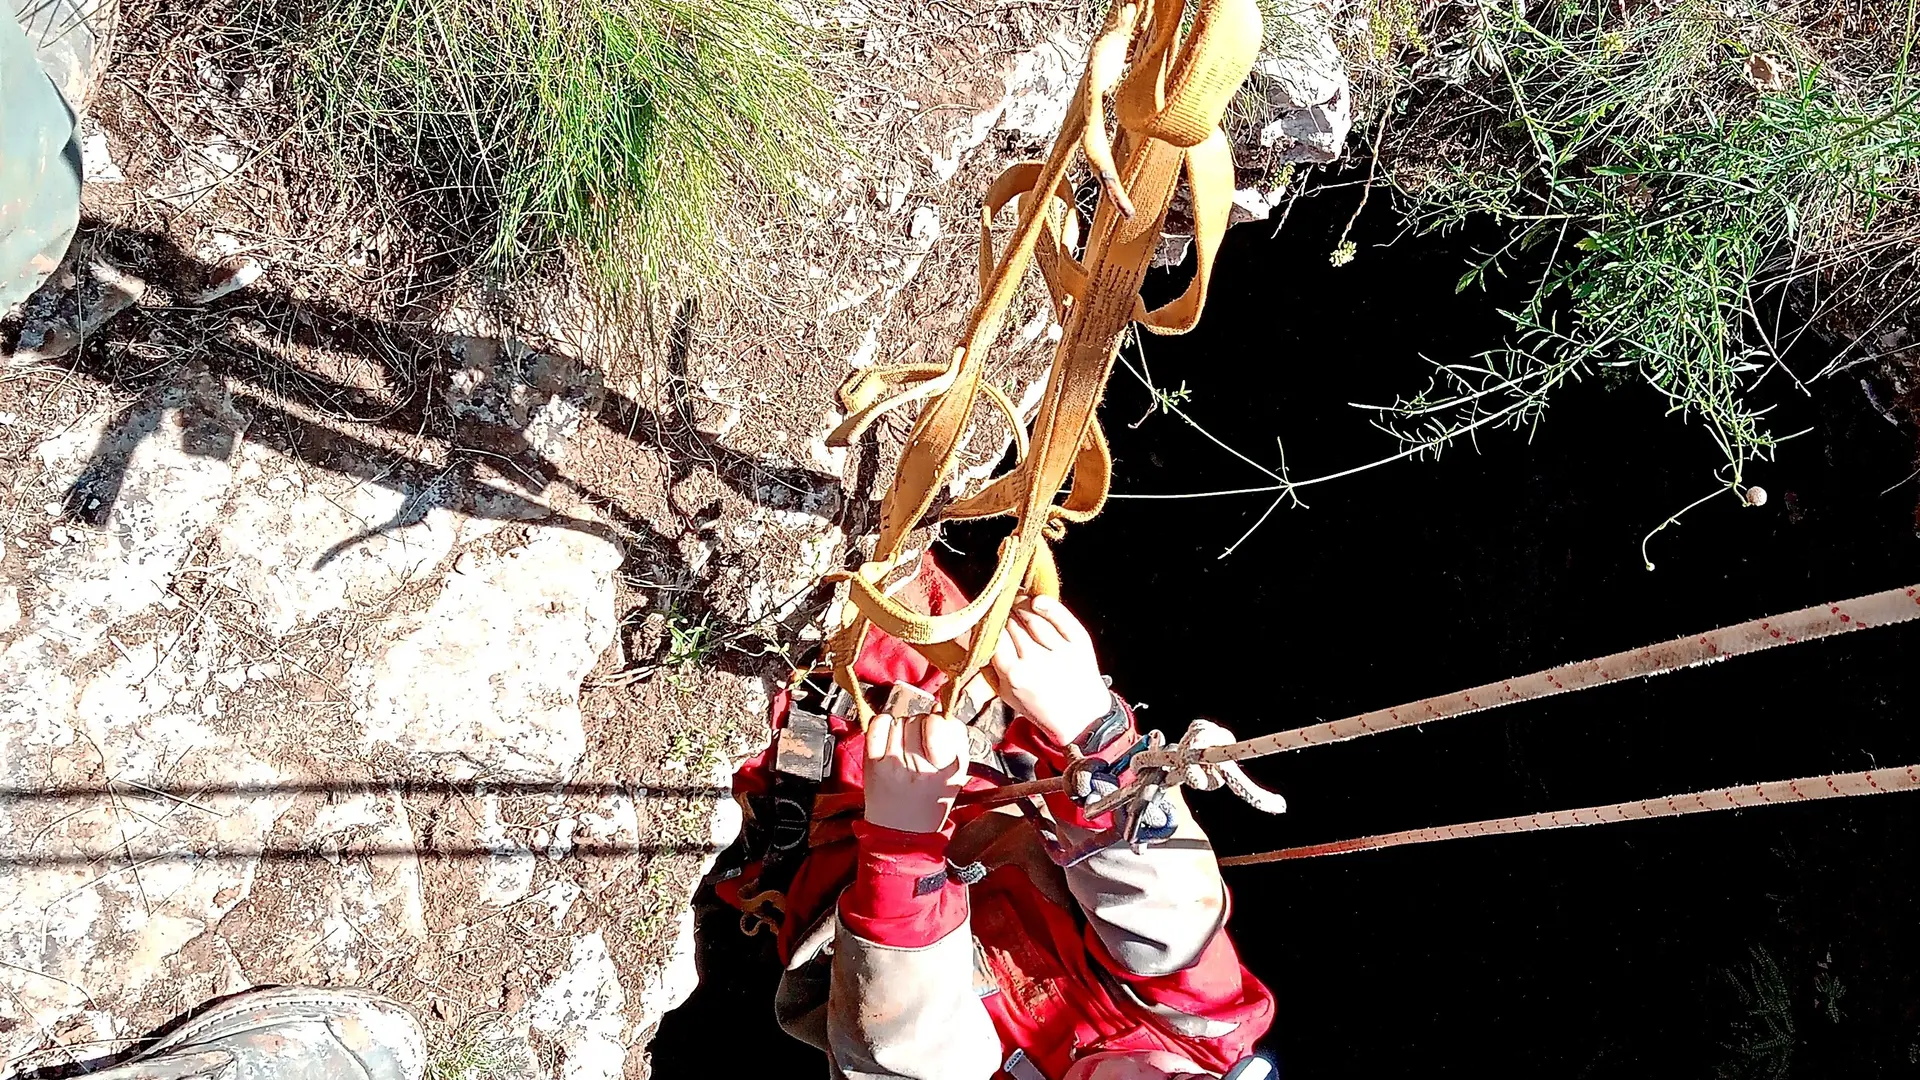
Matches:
[[1333, 103, 1393, 260]]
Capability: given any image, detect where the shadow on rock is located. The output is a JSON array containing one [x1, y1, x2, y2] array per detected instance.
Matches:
[[20, 222, 855, 678]]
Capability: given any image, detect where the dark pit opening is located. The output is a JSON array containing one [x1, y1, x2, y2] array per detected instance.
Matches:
[[652, 192, 1920, 1078]]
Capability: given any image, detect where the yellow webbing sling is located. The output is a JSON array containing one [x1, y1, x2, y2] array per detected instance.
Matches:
[[823, 0, 1261, 723]]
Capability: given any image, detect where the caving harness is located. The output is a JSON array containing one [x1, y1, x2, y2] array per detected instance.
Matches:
[[729, 573, 1920, 942], [723, 0, 1273, 939]]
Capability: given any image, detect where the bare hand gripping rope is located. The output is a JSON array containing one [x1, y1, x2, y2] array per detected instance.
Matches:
[[963, 585, 1920, 860]]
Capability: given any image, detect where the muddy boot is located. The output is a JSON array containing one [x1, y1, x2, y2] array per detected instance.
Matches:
[[83, 987, 428, 1080]]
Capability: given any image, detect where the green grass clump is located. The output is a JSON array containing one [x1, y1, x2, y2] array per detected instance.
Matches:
[[296, 0, 829, 300], [1366, 2, 1920, 561], [425, 1021, 513, 1080]]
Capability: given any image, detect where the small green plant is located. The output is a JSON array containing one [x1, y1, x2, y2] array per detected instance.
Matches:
[[281, 0, 830, 302], [1717, 945, 1796, 1080], [1812, 969, 1848, 1024], [662, 609, 714, 689], [1131, 378, 1195, 428], [665, 727, 695, 763], [629, 867, 678, 943], [426, 1023, 510, 1080]]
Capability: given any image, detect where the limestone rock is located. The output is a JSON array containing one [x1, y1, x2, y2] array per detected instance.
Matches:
[[521, 933, 628, 1080], [351, 527, 620, 782], [1247, 20, 1354, 167]]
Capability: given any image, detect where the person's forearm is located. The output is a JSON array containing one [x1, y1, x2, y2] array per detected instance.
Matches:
[[827, 821, 1001, 1080], [1054, 784, 1274, 1067], [1057, 784, 1229, 977], [837, 819, 968, 946], [1014, 694, 1233, 976]]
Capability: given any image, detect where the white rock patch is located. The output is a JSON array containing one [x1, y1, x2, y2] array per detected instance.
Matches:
[[352, 527, 620, 781], [523, 932, 628, 1080]]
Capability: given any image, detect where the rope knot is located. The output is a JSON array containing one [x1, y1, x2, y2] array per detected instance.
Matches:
[[1175, 718, 1288, 815]]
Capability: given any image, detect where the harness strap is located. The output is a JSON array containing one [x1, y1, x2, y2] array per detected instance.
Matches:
[[822, 0, 1261, 724]]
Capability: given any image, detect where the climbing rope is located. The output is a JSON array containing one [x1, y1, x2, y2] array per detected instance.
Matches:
[[959, 584, 1920, 856], [1218, 763, 1920, 866], [820, 0, 1262, 724], [1132, 582, 1920, 772]]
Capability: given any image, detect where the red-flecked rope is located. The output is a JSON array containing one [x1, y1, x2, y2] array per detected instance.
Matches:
[[1137, 583, 1920, 772], [1217, 764, 1920, 866]]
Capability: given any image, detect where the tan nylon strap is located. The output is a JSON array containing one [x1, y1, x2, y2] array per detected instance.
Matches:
[[825, 0, 1259, 721], [1136, 127, 1235, 334]]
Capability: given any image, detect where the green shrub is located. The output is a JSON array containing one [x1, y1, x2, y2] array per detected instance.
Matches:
[[292, 0, 830, 300], [1367, 2, 1920, 561]]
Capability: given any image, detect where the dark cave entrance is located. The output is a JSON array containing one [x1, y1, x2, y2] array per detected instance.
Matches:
[[652, 190, 1920, 1078]]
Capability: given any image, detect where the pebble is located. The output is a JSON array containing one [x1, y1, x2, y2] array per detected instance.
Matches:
[[266, 476, 292, 493], [245, 662, 281, 682], [190, 258, 264, 305]]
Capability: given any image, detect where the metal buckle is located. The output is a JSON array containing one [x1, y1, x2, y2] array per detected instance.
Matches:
[[821, 683, 857, 720], [768, 795, 812, 852], [775, 708, 835, 782]]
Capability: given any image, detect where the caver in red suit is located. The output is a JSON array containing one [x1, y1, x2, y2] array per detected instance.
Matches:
[[725, 558, 1274, 1080]]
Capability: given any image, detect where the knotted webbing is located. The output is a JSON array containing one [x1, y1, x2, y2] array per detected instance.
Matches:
[[822, 0, 1262, 723]]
